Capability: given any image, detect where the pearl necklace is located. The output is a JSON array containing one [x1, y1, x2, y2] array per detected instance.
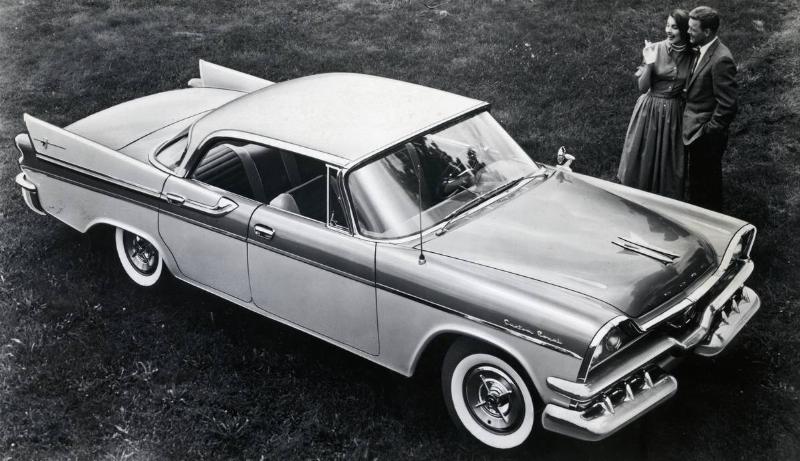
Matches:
[[669, 42, 688, 53]]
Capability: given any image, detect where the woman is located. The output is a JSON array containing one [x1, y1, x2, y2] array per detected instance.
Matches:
[[617, 9, 693, 200]]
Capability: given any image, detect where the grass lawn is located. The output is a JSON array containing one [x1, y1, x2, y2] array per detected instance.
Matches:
[[1, 0, 798, 459]]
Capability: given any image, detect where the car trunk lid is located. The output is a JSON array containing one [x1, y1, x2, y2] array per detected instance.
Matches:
[[66, 88, 245, 162]]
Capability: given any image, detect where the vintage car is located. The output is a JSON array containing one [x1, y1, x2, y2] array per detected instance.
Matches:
[[13, 60, 760, 449]]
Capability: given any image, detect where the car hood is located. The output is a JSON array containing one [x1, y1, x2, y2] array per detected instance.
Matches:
[[66, 88, 245, 162], [423, 172, 716, 317]]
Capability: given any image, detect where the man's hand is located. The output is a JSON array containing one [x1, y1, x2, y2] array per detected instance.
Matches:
[[642, 40, 657, 64]]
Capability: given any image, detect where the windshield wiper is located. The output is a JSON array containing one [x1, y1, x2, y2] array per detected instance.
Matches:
[[435, 175, 529, 236]]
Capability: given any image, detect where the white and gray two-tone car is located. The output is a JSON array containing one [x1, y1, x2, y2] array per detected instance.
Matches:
[[13, 61, 760, 449]]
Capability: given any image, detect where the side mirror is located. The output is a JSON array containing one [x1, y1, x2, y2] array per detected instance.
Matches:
[[556, 146, 575, 171]]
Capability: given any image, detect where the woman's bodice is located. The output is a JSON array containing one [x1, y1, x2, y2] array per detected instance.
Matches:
[[637, 40, 693, 98]]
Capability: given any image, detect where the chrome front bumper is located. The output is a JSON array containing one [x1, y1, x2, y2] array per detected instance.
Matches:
[[542, 282, 761, 442], [15, 172, 46, 215], [543, 373, 677, 442]]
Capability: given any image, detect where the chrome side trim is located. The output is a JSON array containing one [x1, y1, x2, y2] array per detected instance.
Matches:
[[36, 153, 163, 199], [542, 375, 677, 442], [376, 283, 583, 359], [248, 238, 374, 286], [22, 166, 161, 212], [159, 208, 247, 242], [638, 224, 757, 331]]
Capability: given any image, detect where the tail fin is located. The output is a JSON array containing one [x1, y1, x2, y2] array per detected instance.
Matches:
[[187, 60, 274, 92], [23, 114, 167, 195]]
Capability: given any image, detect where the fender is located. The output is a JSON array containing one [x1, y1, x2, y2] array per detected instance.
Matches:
[[577, 173, 749, 262], [23, 114, 169, 197]]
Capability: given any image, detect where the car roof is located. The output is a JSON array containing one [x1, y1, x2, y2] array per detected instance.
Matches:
[[186, 73, 487, 165]]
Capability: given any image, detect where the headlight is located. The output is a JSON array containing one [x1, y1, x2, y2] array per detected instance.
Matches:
[[732, 240, 744, 259], [732, 228, 756, 261], [583, 318, 640, 376]]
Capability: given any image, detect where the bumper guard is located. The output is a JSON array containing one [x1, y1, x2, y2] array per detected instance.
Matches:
[[15, 172, 46, 215], [542, 281, 760, 441]]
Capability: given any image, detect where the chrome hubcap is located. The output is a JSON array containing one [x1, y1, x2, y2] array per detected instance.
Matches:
[[463, 365, 524, 433], [123, 231, 158, 275]]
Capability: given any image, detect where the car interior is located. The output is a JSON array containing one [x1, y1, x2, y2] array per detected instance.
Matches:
[[190, 140, 346, 226]]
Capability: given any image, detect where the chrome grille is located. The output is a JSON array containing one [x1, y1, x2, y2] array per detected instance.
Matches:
[[657, 260, 744, 335]]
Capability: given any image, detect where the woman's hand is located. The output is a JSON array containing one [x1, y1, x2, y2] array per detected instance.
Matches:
[[642, 40, 657, 64]]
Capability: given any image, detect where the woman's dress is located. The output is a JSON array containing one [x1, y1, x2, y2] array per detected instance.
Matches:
[[617, 40, 692, 200]]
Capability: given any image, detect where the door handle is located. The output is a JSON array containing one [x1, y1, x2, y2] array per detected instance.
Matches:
[[163, 194, 238, 216], [184, 197, 238, 216], [165, 193, 186, 205], [253, 224, 275, 240]]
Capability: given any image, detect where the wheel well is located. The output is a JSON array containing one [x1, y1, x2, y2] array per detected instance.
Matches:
[[85, 222, 175, 277], [413, 333, 543, 404], [84, 223, 117, 249], [86, 222, 114, 234], [413, 333, 460, 378]]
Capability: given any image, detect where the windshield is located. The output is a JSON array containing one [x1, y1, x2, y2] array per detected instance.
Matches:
[[348, 111, 541, 239]]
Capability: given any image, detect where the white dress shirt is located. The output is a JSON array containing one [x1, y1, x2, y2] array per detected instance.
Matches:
[[695, 36, 719, 71]]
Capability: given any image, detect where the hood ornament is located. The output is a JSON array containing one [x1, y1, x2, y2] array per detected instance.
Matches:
[[556, 146, 575, 171], [612, 235, 680, 265]]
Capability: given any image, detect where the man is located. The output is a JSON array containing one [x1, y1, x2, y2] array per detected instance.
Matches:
[[683, 6, 738, 211]]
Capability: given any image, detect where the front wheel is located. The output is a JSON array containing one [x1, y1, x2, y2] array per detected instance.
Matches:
[[442, 339, 537, 450], [115, 227, 163, 287]]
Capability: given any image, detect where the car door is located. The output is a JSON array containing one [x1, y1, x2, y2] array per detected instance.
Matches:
[[159, 140, 263, 302], [246, 149, 379, 355]]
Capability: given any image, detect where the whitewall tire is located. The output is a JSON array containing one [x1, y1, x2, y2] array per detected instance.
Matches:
[[442, 340, 536, 449], [115, 227, 163, 287]]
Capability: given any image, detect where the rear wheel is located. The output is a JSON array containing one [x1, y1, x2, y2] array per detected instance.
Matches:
[[115, 227, 163, 286], [442, 339, 537, 450]]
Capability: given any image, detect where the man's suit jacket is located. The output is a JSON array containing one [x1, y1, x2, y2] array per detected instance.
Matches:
[[682, 39, 738, 145]]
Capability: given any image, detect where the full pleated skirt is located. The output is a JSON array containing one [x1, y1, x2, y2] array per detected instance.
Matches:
[[617, 93, 685, 200]]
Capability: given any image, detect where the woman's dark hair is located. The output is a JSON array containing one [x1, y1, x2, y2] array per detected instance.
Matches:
[[670, 9, 691, 45]]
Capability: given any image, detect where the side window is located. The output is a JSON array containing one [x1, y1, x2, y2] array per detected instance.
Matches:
[[154, 134, 188, 171], [190, 141, 257, 200], [270, 153, 326, 220], [256, 149, 348, 231], [190, 139, 350, 231]]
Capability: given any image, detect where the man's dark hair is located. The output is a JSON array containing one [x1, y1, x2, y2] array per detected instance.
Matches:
[[690, 6, 720, 34]]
